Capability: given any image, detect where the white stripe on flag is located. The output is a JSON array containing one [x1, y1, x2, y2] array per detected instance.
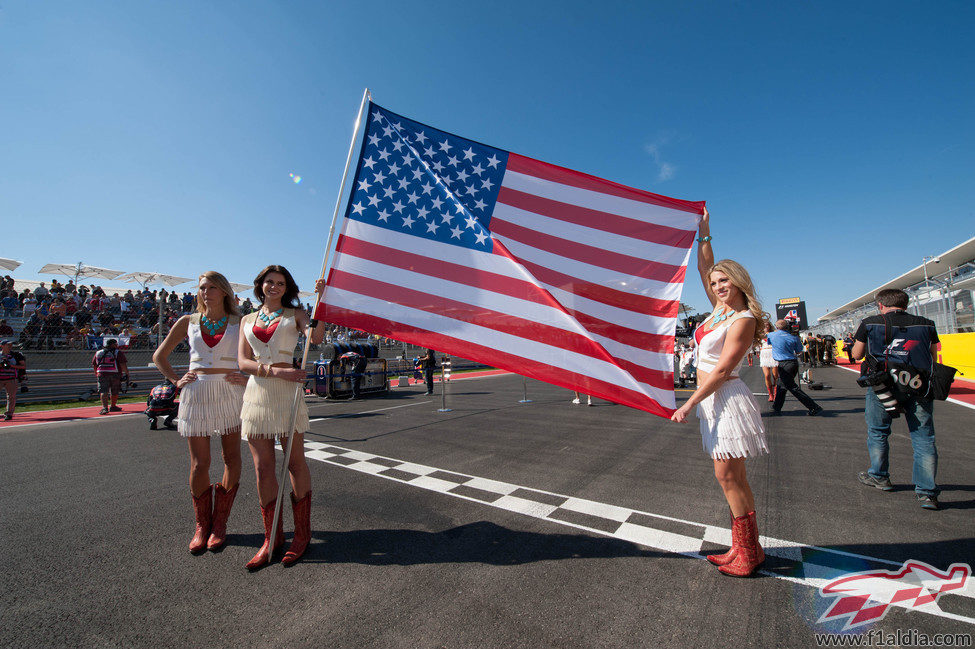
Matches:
[[491, 202, 692, 268], [501, 170, 700, 231]]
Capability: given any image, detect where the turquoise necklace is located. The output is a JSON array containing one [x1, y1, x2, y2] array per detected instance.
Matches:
[[201, 313, 228, 335], [257, 308, 283, 327], [711, 307, 730, 324]]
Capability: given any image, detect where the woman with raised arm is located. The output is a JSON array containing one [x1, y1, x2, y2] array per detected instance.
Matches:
[[153, 271, 249, 554], [238, 265, 326, 570], [670, 207, 770, 577]]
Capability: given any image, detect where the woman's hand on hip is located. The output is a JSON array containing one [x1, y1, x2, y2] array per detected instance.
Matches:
[[224, 372, 249, 386], [176, 371, 197, 389]]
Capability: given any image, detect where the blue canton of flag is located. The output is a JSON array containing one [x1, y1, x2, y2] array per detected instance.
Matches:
[[345, 106, 509, 251]]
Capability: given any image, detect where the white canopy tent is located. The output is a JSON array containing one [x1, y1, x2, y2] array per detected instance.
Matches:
[[117, 272, 194, 288], [0, 258, 23, 272], [38, 262, 124, 286]]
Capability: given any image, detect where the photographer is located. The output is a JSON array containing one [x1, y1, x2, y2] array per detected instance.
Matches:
[[768, 320, 824, 416], [851, 289, 940, 510], [1, 340, 27, 420], [92, 338, 129, 415]]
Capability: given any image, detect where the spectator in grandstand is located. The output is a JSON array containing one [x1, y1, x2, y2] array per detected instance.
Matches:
[[65, 280, 76, 293], [153, 271, 249, 554], [851, 288, 941, 510], [98, 310, 114, 328], [20, 312, 41, 348], [65, 326, 83, 349], [237, 265, 326, 569], [0, 275, 13, 292], [33, 282, 49, 300], [21, 294, 37, 318], [74, 304, 92, 329], [240, 297, 254, 314], [0, 319, 13, 337], [669, 207, 769, 578], [758, 322, 778, 402], [1, 340, 26, 420], [49, 298, 66, 318], [2, 291, 18, 317], [420, 348, 438, 395], [769, 321, 824, 416], [37, 311, 64, 349], [92, 338, 128, 414]]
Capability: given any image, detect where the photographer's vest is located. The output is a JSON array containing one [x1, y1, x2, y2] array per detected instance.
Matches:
[[94, 349, 120, 374], [863, 311, 937, 372], [187, 313, 241, 371], [0, 355, 17, 381]]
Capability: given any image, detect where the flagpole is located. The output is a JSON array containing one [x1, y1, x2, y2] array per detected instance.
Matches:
[[268, 87, 371, 563]]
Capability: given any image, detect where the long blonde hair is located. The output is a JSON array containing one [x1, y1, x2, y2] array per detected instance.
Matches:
[[196, 271, 241, 317], [709, 259, 769, 348]]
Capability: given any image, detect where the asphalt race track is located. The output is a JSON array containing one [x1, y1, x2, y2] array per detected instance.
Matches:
[[2, 365, 973, 648]]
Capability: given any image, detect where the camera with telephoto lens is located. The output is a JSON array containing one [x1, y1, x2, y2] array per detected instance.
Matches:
[[857, 359, 901, 418]]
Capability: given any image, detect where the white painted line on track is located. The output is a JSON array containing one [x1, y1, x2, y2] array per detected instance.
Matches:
[[834, 364, 975, 411], [303, 442, 975, 627]]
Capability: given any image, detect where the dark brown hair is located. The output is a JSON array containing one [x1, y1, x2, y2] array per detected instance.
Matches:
[[875, 289, 909, 310], [253, 265, 301, 308]]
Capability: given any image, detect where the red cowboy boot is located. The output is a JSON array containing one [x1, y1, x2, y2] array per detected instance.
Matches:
[[706, 511, 738, 566], [718, 511, 765, 577], [282, 491, 312, 566], [245, 499, 285, 571], [207, 482, 239, 551], [189, 485, 213, 554]]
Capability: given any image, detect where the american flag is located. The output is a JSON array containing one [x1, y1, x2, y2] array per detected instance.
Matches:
[[316, 103, 703, 417]]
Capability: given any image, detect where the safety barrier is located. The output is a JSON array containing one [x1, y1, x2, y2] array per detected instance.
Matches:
[[14, 357, 492, 405]]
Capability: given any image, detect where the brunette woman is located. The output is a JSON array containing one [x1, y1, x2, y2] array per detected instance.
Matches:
[[153, 271, 248, 554], [670, 208, 770, 577], [238, 265, 325, 569]]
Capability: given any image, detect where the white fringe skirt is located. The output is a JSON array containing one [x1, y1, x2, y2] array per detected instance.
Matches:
[[696, 378, 769, 460], [177, 374, 245, 438], [759, 347, 777, 368], [240, 375, 309, 439]]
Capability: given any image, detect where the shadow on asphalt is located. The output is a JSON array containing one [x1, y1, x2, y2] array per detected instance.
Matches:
[[281, 520, 680, 566]]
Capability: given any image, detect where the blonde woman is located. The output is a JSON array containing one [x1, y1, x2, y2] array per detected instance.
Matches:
[[670, 208, 769, 578], [153, 272, 248, 554], [238, 265, 326, 570]]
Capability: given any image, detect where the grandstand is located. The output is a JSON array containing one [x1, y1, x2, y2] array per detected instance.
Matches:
[[811, 236, 975, 377]]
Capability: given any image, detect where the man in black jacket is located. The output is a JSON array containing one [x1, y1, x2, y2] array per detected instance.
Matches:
[[852, 289, 940, 510]]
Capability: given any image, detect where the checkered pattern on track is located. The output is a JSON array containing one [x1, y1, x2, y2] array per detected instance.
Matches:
[[303, 442, 975, 625]]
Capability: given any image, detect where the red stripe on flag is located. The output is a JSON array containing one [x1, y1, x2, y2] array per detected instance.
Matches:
[[326, 269, 674, 391], [506, 153, 706, 215], [496, 186, 696, 248], [513, 255, 681, 318], [320, 305, 674, 417], [334, 235, 568, 310], [490, 217, 687, 284]]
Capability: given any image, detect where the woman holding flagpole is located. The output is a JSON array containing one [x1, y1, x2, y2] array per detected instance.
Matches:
[[670, 207, 770, 577], [152, 271, 249, 554], [238, 265, 326, 570]]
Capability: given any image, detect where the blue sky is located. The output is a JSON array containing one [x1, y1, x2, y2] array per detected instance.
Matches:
[[1, 1, 972, 321]]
